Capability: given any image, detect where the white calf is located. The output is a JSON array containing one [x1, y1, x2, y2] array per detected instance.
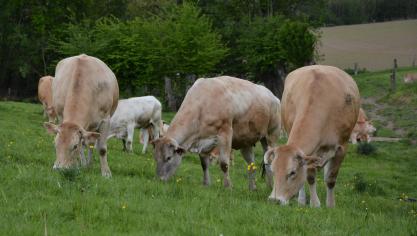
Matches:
[[108, 96, 162, 154]]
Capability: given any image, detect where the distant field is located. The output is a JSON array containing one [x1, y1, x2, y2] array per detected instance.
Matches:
[[318, 19, 417, 71]]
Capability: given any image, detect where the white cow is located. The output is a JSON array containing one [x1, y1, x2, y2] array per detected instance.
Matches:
[[139, 121, 169, 152], [108, 96, 162, 154]]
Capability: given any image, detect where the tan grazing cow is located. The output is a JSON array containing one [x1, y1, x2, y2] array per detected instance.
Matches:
[[350, 108, 376, 144], [404, 73, 417, 84], [38, 76, 56, 122], [153, 76, 281, 190], [264, 65, 360, 207], [43, 54, 119, 177]]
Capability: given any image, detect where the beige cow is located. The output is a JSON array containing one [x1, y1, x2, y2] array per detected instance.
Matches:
[[44, 54, 119, 177], [404, 73, 417, 84], [153, 76, 281, 191], [350, 108, 376, 144], [38, 76, 56, 122], [264, 65, 360, 207]]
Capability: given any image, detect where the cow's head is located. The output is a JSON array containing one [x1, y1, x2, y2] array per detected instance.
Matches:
[[44, 122, 100, 170], [46, 106, 56, 122], [366, 121, 376, 134], [152, 137, 185, 181], [266, 145, 321, 205]]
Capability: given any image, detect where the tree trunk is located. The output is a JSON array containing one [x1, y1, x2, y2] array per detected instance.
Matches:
[[185, 74, 196, 93], [164, 76, 177, 111], [259, 71, 285, 99]]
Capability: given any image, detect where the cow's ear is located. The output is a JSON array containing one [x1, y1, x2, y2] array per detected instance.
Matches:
[[44, 122, 59, 135], [304, 155, 320, 169], [263, 147, 276, 165], [82, 131, 100, 146]]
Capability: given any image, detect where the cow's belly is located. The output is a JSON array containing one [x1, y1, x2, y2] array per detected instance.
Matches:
[[231, 121, 266, 149]]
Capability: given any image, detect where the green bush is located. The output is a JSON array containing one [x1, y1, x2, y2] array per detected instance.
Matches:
[[357, 142, 377, 155]]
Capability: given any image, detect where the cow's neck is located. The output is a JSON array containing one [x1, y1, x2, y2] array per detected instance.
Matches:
[[286, 115, 323, 155], [165, 114, 199, 150]]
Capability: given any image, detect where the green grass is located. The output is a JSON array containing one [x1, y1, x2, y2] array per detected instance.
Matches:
[[0, 100, 416, 235]]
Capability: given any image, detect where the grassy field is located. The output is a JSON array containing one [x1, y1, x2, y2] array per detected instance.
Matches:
[[318, 19, 417, 71], [1, 70, 417, 235]]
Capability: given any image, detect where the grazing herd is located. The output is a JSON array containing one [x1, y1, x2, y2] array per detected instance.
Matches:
[[39, 54, 379, 207]]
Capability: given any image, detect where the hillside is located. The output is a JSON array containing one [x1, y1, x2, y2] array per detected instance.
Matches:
[[354, 67, 417, 140], [318, 19, 417, 71]]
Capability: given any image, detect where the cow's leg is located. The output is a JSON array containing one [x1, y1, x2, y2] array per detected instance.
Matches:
[[307, 168, 320, 207], [218, 125, 233, 188], [122, 139, 127, 151], [141, 128, 149, 154], [199, 154, 211, 186], [324, 145, 346, 208], [240, 146, 257, 191], [126, 123, 135, 153], [350, 132, 357, 144], [151, 120, 161, 140], [298, 184, 306, 206], [79, 145, 87, 167], [97, 119, 112, 178], [260, 137, 268, 153], [86, 145, 93, 167]]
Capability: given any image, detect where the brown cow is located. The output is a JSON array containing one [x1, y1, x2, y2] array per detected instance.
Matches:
[[153, 76, 281, 190], [43, 54, 119, 177], [38, 76, 56, 122], [264, 65, 360, 207]]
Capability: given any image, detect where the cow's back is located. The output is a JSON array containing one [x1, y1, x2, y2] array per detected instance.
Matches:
[[111, 96, 161, 126], [282, 65, 360, 144], [53, 54, 119, 127], [38, 76, 53, 103], [171, 76, 280, 148]]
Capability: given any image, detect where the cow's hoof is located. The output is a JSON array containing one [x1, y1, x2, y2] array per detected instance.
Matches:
[[249, 183, 257, 191], [102, 170, 112, 178]]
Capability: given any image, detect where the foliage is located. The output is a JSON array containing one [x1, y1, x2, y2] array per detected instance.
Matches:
[[50, 3, 228, 97], [356, 142, 377, 155]]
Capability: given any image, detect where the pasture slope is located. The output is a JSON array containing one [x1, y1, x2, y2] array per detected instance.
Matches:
[[319, 19, 417, 71], [0, 68, 417, 235]]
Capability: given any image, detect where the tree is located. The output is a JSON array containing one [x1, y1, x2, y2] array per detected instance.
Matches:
[[237, 16, 317, 98]]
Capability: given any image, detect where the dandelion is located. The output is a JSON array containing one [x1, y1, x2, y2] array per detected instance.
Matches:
[[247, 162, 257, 171], [122, 204, 127, 209], [176, 177, 182, 183]]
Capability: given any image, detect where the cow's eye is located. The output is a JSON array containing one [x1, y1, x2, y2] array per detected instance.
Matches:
[[287, 171, 296, 179]]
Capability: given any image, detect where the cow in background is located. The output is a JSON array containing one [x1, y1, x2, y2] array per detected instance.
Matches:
[[38, 76, 56, 122], [139, 120, 169, 153], [44, 54, 119, 177], [108, 96, 162, 154], [350, 108, 376, 144], [404, 73, 417, 84]]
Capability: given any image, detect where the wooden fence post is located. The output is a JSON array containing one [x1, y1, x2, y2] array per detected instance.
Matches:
[[354, 62, 358, 75], [390, 58, 397, 91]]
